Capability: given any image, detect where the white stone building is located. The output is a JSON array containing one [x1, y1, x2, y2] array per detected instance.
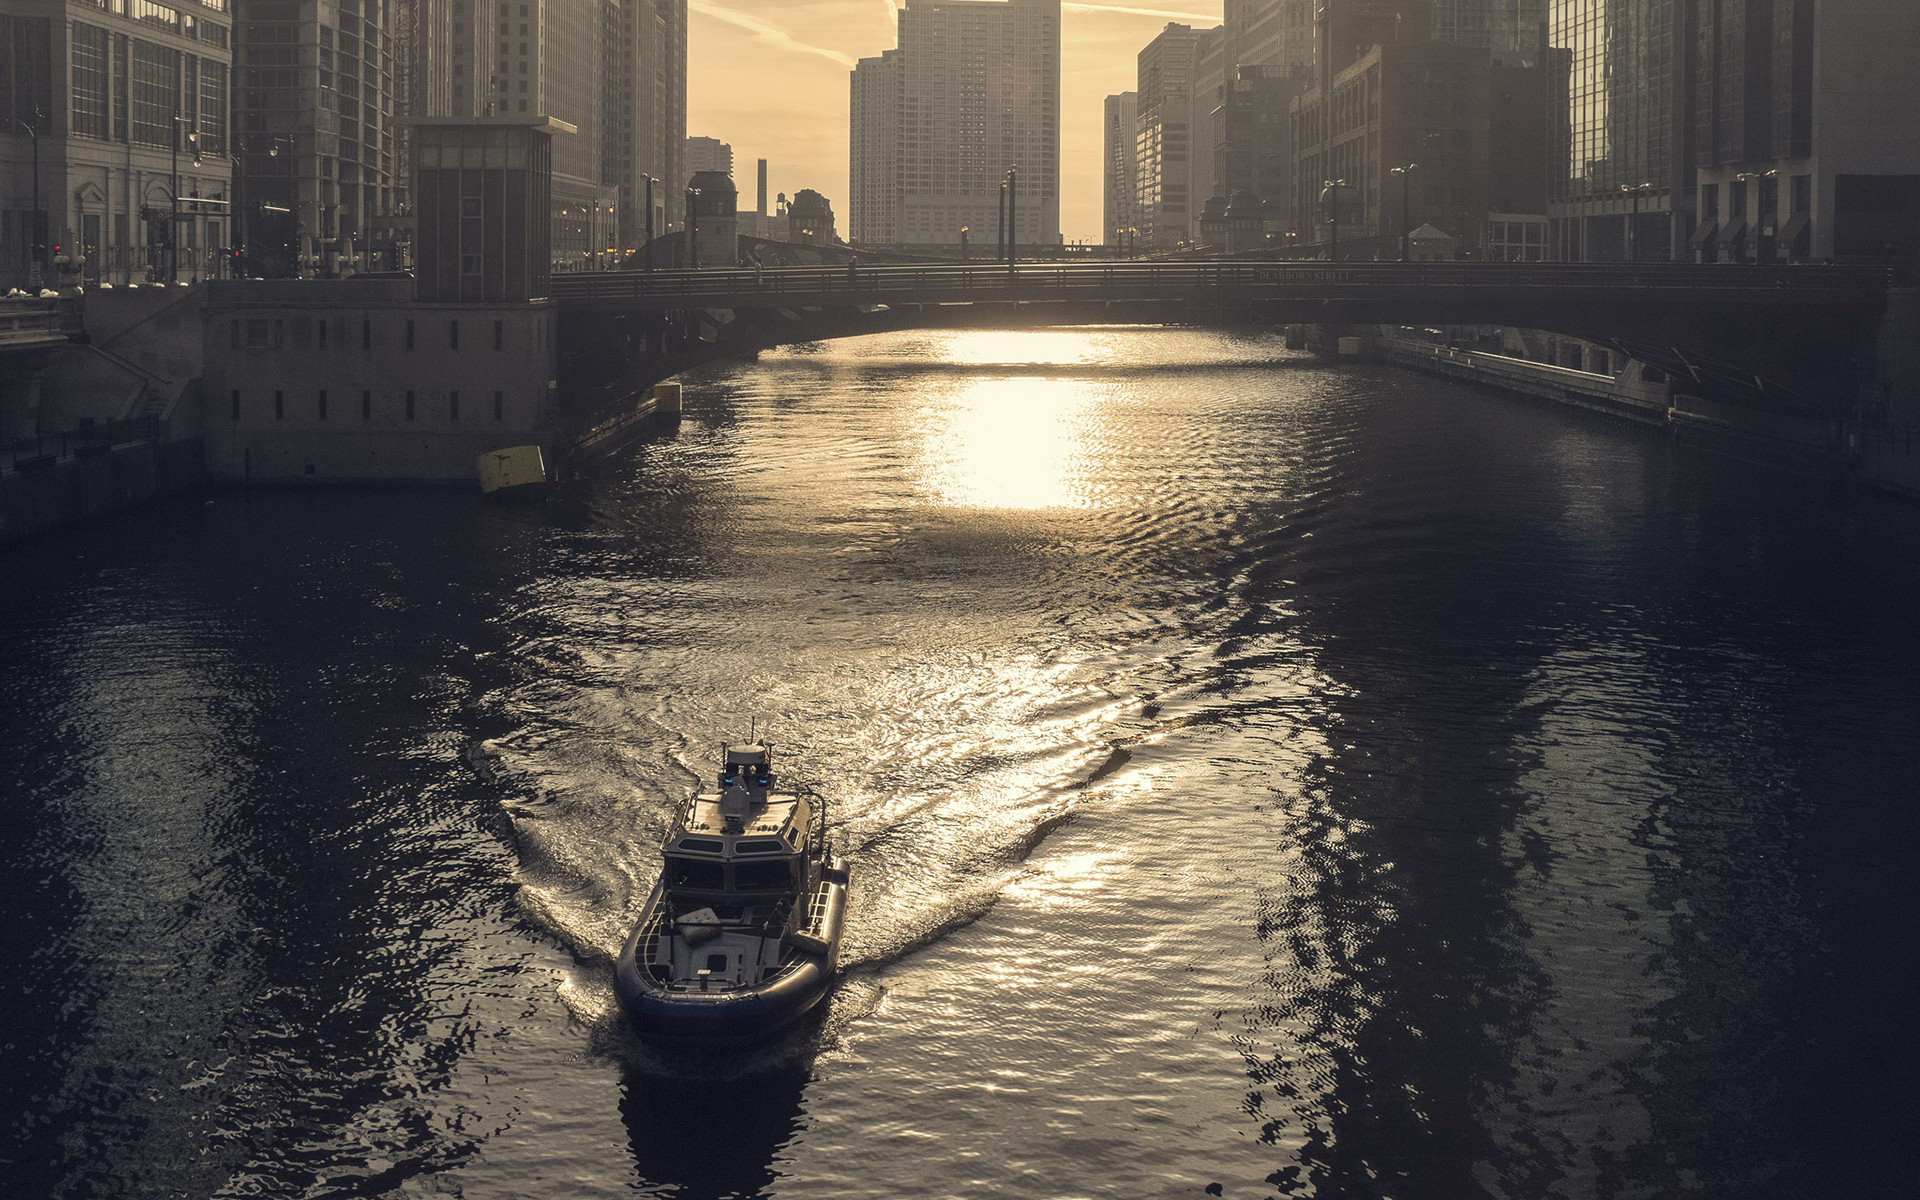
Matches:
[[849, 0, 1059, 252]]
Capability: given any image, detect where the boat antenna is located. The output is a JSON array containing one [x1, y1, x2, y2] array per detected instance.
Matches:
[[750, 716, 757, 743]]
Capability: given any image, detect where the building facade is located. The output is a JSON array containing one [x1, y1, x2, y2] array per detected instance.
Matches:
[[1687, 0, 1920, 264], [1432, 0, 1547, 53], [1212, 64, 1301, 234], [849, 0, 1060, 252], [683, 135, 730, 185], [1545, 0, 1681, 261], [849, 49, 900, 245], [229, 0, 399, 277], [1135, 21, 1204, 250], [228, 0, 683, 278], [2, 0, 234, 289]]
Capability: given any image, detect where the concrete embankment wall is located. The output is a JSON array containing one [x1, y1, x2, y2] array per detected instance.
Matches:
[[1374, 329, 1920, 501], [0, 437, 205, 545]]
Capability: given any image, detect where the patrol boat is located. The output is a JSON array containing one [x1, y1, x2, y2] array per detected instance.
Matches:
[[613, 741, 850, 1042]]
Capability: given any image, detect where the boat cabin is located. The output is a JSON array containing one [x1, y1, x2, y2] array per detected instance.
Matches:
[[660, 743, 816, 900]]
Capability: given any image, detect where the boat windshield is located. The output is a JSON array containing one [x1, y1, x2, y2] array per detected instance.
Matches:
[[732, 859, 798, 891], [666, 857, 725, 890]]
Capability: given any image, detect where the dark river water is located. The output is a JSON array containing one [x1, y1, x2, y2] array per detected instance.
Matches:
[[3, 327, 1917, 1199]]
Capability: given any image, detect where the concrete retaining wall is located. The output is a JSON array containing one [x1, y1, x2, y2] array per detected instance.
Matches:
[[0, 437, 205, 544]]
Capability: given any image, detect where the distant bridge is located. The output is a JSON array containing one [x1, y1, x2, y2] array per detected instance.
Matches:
[[549, 260, 1900, 415]]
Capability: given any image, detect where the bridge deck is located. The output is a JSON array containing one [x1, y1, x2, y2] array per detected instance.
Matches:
[[549, 261, 1892, 317]]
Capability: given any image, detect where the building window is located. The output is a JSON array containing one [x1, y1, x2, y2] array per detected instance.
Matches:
[[405, 390, 416, 420], [317, 390, 328, 420], [131, 40, 181, 149], [230, 389, 240, 419], [493, 390, 504, 421], [362, 389, 372, 419], [493, 319, 503, 350], [274, 389, 284, 420], [72, 24, 110, 139], [449, 390, 460, 420], [450, 320, 459, 349]]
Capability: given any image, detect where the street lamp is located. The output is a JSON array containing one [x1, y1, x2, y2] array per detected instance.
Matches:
[[959, 225, 969, 260], [997, 181, 1008, 261], [170, 116, 201, 285], [686, 185, 700, 268], [1619, 182, 1652, 261], [643, 176, 657, 272], [14, 110, 44, 289], [1319, 179, 1350, 262], [1391, 164, 1418, 262], [1735, 170, 1777, 262], [1005, 166, 1018, 276]]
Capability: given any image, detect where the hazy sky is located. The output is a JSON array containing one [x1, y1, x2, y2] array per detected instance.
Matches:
[[687, 0, 1222, 244]]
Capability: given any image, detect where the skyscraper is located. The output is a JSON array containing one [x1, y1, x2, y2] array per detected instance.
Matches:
[[850, 0, 1060, 251], [1135, 22, 1205, 250], [1432, 0, 1547, 53], [1103, 92, 1139, 248], [231, 0, 398, 275], [851, 50, 901, 245], [683, 135, 732, 186], [1546, 0, 1680, 261], [396, 0, 684, 266]]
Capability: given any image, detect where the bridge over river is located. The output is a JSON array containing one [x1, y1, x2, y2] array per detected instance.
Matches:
[[550, 259, 1901, 416], [2, 262, 1902, 441]]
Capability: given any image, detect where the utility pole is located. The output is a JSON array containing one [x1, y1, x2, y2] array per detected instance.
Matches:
[[997, 181, 1007, 262], [1005, 166, 1017, 277], [1620, 181, 1651, 262], [686, 186, 700, 268], [1392, 164, 1417, 262], [1321, 179, 1347, 262], [644, 176, 656, 272], [15, 111, 43, 289], [171, 117, 183, 284]]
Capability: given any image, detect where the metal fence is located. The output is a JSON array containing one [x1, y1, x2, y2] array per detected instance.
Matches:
[[1, 416, 168, 473]]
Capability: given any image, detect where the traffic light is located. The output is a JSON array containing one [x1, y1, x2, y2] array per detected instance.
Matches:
[[140, 204, 171, 247]]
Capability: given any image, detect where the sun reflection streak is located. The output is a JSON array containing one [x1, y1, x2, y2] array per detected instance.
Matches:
[[916, 376, 1107, 509]]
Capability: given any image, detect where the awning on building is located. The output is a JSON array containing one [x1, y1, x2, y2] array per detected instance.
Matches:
[[1689, 220, 1719, 246], [1716, 216, 1749, 246], [1778, 210, 1811, 247]]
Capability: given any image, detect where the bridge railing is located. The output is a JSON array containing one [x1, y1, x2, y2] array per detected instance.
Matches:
[[548, 259, 1894, 307]]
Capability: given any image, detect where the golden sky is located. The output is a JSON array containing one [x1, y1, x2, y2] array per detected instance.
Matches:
[[687, 0, 1223, 245]]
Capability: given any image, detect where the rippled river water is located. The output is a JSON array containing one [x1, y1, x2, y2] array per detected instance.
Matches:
[[4, 328, 1918, 1199]]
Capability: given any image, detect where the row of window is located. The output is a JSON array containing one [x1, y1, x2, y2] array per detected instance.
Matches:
[[230, 316, 517, 352], [232, 388, 510, 423], [67, 24, 229, 151]]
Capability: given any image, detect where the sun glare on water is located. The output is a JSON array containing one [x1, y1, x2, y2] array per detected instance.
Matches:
[[910, 329, 1119, 510]]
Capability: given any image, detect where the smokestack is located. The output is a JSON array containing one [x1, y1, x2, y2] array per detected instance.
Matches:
[[758, 159, 769, 216]]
